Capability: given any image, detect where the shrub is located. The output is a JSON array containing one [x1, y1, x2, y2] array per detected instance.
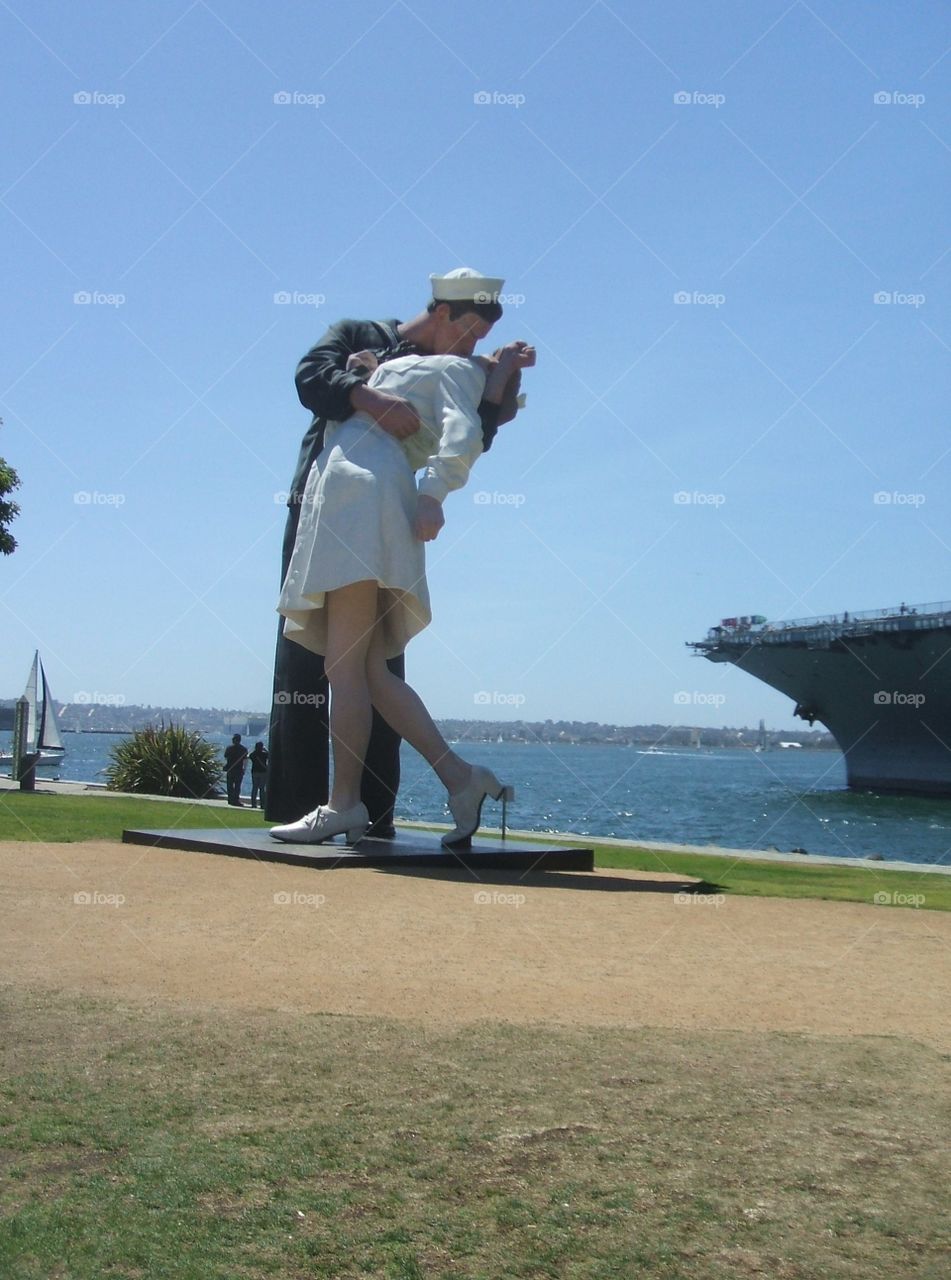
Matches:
[[106, 723, 222, 798]]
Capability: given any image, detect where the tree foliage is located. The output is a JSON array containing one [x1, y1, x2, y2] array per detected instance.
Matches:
[[0, 419, 20, 556]]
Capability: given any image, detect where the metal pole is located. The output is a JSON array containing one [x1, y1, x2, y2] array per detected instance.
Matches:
[[12, 695, 36, 792]]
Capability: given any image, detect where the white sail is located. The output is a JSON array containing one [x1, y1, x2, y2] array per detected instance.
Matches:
[[23, 652, 39, 749], [37, 660, 65, 752], [4, 651, 66, 762]]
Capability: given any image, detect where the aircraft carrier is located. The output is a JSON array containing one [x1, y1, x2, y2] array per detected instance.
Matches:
[[689, 600, 951, 796]]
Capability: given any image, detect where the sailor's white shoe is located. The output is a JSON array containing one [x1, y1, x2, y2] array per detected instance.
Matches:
[[269, 802, 369, 845]]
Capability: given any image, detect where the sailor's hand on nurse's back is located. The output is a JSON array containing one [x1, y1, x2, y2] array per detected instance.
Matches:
[[350, 383, 422, 439], [413, 494, 445, 542], [346, 350, 379, 377]]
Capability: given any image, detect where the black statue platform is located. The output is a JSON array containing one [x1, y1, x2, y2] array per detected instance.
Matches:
[[121, 826, 594, 872]]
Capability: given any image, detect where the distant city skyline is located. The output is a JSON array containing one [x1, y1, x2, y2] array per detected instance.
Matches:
[[2, 1, 948, 731]]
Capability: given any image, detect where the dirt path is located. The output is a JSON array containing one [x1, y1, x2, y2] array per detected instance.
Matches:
[[2, 840, 948, 1050]]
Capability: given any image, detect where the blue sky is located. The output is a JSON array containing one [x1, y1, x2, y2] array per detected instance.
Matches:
[[1, 0, 948, 730]]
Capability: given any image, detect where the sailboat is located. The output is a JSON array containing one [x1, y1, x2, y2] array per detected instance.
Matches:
[[0, 652, 66, 766]]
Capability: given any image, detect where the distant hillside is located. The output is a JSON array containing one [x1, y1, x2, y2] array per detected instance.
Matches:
[[435, 719, 835, 749], [0, 700, 835, 749], [0, 700, 269, 737]]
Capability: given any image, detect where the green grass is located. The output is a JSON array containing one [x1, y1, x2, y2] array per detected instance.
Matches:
[[1, 986, 949, 1279], [414, 824, 951, 912], [591, 843, 951, 911], [1, 790, 948, 911], [0, 790, 267, 843]]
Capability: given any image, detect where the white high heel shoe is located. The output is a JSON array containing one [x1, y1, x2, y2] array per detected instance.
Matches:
[[442, 765, 515, 846], [269, 802, 369, 845]]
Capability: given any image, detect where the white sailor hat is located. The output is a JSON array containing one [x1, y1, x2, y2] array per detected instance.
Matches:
[[430, 266, 505, 304]]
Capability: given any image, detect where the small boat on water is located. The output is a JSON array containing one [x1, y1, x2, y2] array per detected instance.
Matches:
[[0, 651, 66, 767]]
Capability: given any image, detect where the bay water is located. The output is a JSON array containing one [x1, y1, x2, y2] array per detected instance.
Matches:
[[6, 731, 950, 866]]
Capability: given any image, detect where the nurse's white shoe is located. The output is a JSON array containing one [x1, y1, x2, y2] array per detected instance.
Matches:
[[269, 802, 369, 845], [442, 766, 514, 846]]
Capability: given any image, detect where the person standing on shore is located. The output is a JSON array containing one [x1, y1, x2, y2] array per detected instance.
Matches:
[[265, 267, 527, 833], [248, 741, 269, 809], [223, 734, 248, 807]]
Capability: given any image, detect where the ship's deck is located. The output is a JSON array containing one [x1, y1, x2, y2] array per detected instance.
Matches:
[[692, 600, 951, 651]]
